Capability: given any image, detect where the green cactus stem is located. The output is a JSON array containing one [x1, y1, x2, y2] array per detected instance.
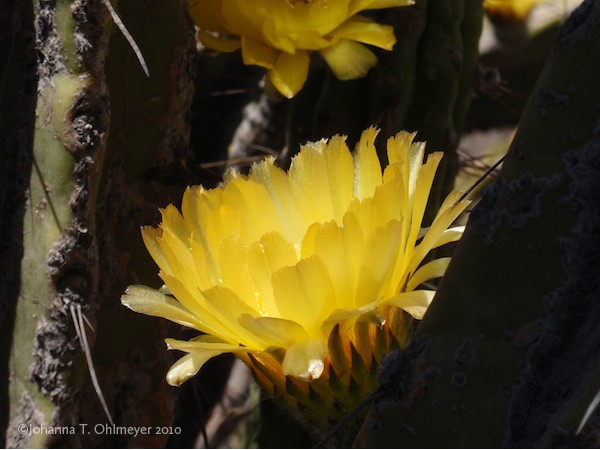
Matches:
[[5, 0, 195, 446]]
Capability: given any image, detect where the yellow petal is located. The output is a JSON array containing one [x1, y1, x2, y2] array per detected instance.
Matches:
[[323, 135, 356, 221], [355, 220, 403, 307], [281, 338, 328, 380], [239, 314, 309, 348], [218, 234, 257, 307], [161, 203, 190, 246], [353, 126, 383, 199], [385, 130, 419, 167], [165, 336, 243, 352], [382, 290, 435, 319], [203, 205, 241, 263], [241, 35, 278, 68], [165, 337, 245, 386], [189, 238, 218, 289], [197, 29, 241, 53], [200, 286, 266, 348], [249, 158, 304, 242], [248, 231, 299, 316], [301, 216, 365, 309], [406, 257, 451, 292], [365, 0, 414, 7], [252, 0, 351, 38], [159, 272, 231, 339], [294, 30, 334, 51], [261, 17, 296, 54], [319, 39, 377, 80], [430, 225, 466, 249], [408, 192, 470, 276], [335, 17, 397, 51], [222, 177, 282, 242], [347, 176, 403, 235], [121, 285, 204, 330], [289, 135, 354, 224], [405, 152, 444, 249], [181, 186, 231, 265], [289, 141, 334, 223], [484, 0, 542, 21], [141, 226, 169, 273], [166, 353, 213, 387], [272, 256, 337, 336], [268, 50, 310, 99], [350, 0, 414, 15], [160, 223, 195, 284], [220, 0, 265, 41], [321, 301, 379, 337]]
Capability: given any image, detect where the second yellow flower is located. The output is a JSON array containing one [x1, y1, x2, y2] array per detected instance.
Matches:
[[188, 0, 413, 98]]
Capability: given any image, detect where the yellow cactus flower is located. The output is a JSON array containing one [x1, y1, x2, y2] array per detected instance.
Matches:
[[187, 0, 414, 98], [122, 127, 469, 428], [483, 0, 543, 22]]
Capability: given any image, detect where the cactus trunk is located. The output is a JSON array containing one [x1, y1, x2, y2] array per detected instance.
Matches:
[[3, 0, 195, 446]]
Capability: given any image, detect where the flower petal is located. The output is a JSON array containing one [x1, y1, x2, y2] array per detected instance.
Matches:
[[289, 135, 354, 224], [165, 337, 245, 386], [406, 257, 451, 292], [239, 314, 309, 348], [268, 50, 310, 99], [319, 39, 378, 80], [484, 0, 542, 21], [272, 255, 336, 336], [165, 336, 243, 352], [335, 17, 397, 50], [166, 353, 212, 387], [248, 231, 299, 316], [249, 158, 304, 242], [241, 35, 278, 68], [222, 177, 283, 242], [218, 235, 256, 306], [159, 272, 234, 339], [323, 135, 356, 220], [408, 191, 470, 276], [253, 0, 351, 38], [430, 225, 466, 249], [404, 151, 444, 251], [349, 0, 413, 15], [355, 220, 403, 306], [141, 226, 169, 273], [121, 285, 203, 330], [220, 0, 265, 41], [197, 29, 241, 53], [281, 338, 328, 380], [382, 290, 435, 319], [321, 301, 380, 338], [301, 215, 365, 309], [200, 286, 266, 348], [353, 126, 383, 199]]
